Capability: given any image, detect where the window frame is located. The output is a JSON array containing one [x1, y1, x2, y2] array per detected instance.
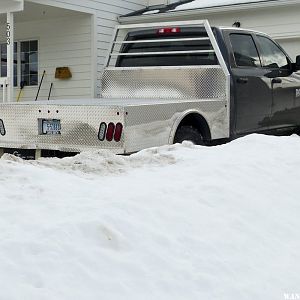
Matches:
[[0, 39, 39, 87], [229, 32, 262, 69]]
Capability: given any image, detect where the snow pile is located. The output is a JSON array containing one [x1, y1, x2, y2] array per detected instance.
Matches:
[[0, 134, 300, 300], [173, 0, 267, 11], [3, 146, 179, 176]]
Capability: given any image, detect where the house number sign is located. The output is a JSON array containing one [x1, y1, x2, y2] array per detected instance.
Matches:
[[6, 23, 11, 45]]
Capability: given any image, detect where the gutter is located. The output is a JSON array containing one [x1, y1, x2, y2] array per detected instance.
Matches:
[[119, 0, 300, 24]]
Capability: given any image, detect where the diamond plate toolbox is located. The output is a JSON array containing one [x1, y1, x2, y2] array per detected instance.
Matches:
[[102, 66, 226, 100]]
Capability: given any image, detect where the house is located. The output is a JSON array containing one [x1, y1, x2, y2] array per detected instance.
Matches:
[[120, 0, 300, 60], [0, 0, 146, 102]]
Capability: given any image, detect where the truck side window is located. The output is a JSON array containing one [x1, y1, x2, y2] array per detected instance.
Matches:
[[256, 35, 289, 69], [230, 34, 261, 68]]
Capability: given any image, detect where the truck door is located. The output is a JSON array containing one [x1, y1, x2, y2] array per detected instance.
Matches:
[[255, 35, 300, 129], [229, 33, 273, 134]]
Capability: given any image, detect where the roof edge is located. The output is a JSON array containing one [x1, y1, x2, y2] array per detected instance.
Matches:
[[119, 0, 300, 24]]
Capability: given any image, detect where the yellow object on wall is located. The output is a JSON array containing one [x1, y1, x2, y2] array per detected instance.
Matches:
[[55, 67, 72, 80]]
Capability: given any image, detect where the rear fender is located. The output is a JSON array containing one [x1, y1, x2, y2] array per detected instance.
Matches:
[[168, 110, 211, 144]]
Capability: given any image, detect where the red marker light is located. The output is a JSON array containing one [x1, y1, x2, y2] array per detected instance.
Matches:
[[157, 27, 181, 35]]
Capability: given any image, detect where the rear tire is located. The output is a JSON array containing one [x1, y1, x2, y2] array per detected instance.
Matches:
[[174, 126, 204, 145]]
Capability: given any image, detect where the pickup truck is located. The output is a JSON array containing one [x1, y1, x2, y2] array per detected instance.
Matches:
[[0, 20, 300, 158]]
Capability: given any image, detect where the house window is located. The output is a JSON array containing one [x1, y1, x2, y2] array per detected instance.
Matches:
[[0, 40, 38, 87], [21, 41, 38, 86], [1, 43, 18, 86]]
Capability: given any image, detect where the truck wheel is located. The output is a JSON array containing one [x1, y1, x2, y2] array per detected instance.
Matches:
[[174, 126, 204, 145]]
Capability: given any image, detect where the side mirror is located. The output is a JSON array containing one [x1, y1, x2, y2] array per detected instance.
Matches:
[[296, 55, 300, 71]]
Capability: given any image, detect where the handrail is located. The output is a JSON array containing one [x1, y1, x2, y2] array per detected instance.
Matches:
[[113, 37, 210, 45], [0, 77, 7, 103], [116, 20, 217, 30], [110, 50, 215, 57]]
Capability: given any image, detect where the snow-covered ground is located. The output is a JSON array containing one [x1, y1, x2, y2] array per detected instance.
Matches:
[[0, 134, 300, 300]]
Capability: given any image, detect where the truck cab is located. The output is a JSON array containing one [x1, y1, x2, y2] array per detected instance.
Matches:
[[218, 27, 300, 137]]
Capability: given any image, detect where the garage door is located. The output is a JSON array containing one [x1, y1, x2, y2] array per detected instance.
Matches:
[[275, 38, 300, 62]]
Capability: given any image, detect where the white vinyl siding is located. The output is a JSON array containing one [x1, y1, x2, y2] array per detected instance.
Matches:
[[0, 0, 146, 101], [95, 0, 147, 96], [34, 0, 147, 97], [0, 13, 92, 101]]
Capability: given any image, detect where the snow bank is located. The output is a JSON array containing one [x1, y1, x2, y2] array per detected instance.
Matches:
[[0, 134, 300, 300], [3, 145, 179, 176], [173, 0, 267, 11]]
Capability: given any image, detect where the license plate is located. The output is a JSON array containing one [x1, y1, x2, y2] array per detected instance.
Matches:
[[41, 119, 61, 135]]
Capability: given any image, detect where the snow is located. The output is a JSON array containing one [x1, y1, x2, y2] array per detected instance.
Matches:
[[142, 9, 160, 15], [0, 134, 300, 300], [173, 0, 268, 11]]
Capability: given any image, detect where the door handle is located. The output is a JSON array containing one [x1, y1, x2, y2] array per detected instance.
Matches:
[[272, 78, 282, 84], [237, 77, 248, 84]]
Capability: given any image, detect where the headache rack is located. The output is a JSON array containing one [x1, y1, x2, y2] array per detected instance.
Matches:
[[104, 20, 229, 73]]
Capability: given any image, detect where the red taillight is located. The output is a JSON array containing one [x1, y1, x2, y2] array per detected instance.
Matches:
[[157, 27, 181, 35], [114, 123, 123, 142], [106, 123, 115, 142]]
